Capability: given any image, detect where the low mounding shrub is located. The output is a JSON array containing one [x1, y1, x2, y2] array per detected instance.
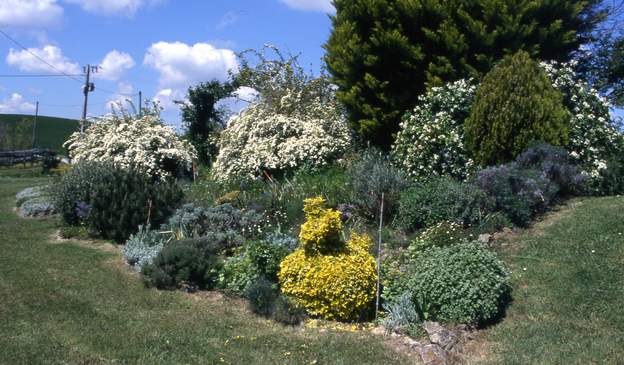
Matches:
[[218, 232, 297, 293], [278, 197, 377, 321], [245, 278, 279, 316], [245, 279, 306, 325], [465, 51, 569, 166], [122, 225, 166, 272], [52, 162, 183, 242], [142, 238, 222, 290], [514, 143, 586, 196], [19, 197, 56, 217], [395, 177, 494, 231], [472, 165, 557, 227], [406, 243, 510, 325], [16, 186, 47, 206], [408, 221, 469, 259], [347, 149, 408, 220], [165, 203, 264, 242]]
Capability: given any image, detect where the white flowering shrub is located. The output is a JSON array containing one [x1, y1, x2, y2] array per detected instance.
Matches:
[[213, 100, 351, 181], [213, 47, 352, 182], [541, 61, 624, 179], [64, 110, 196, 180], [391, 79, 476, 180]]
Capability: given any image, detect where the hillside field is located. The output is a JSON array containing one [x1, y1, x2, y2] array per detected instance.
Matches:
[[0, 114, 79, 153]]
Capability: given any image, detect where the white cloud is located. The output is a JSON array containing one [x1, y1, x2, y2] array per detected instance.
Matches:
[[61, 0, 163, 16], [6, 45, 80, 74], [106, 81, 136, 110], [0, 93, 36, 114], [95, 50, 135, 81], [0, 0, 64, 28], [144, 41, 238, 111], [278, 0, 334, 13], [144, 41, 238, 88]]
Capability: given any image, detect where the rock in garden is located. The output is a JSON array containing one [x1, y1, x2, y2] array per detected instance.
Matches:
[[478, 233, 492, 244], [424, 321, 459, 351]]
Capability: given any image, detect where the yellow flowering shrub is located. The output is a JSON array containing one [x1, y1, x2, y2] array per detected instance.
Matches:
[[279, 197, 377, 320]]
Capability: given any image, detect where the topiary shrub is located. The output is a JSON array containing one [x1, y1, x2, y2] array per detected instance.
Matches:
[[142, 238, 222, 290], [465, 51, 569, 166], [406, 243, 510, 325], [123, 225, 166, 272], [392, 79, 477, 180], [278, 197, 377, 321], [395, 177, 494, 231]]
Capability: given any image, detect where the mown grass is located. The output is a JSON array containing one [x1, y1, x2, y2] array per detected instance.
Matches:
[[0, 177, 410, 365], [478, 197, 624, 364]]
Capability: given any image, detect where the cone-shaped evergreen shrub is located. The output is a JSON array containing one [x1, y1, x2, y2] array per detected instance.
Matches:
[[465, 51, 569, 166]]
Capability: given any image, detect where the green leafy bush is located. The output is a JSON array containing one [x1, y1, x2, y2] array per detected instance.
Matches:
[[395, 177, 494, 231], [406, 243, 510, 325], [465, 51, 569, 166], [347, 149, 408, 221], [245, 278, 279, 316], [381, 292, 421, 335], [472, 165, 557, 227], [408, 221, 469, 259], [218, 232, 297, 293], [142, 238, 222, 290], [52, 162, 182, 242]]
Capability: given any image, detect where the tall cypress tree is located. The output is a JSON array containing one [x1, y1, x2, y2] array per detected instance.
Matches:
[[324, 0, 604, 149]]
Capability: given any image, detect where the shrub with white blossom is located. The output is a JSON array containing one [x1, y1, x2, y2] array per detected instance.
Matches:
[[541, 61, 624, 180], [391, 79, 476, 180], [213, 46, 352, 182], [64, 107, 196, 180]]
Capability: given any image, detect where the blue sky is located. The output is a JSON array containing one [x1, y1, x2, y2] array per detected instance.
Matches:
[[0, 0, 334, 125]]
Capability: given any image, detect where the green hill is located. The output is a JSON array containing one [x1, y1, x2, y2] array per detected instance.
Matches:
[[0, 114, 79, 153]]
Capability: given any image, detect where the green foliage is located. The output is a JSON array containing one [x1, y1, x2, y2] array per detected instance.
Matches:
[[177, 80, 237, 165], [590, 150, 624, 195], [142, 238, 222, 290], [408, 221, 469, 259], [245, 278, 279, 316], [218, 232, 297, 293], [381, 292, 422, 336], [0, 114, 78, 152], [472, 165, 558, 227], [52, 162, 183, 242], [347, 149, 408, 221], [395, 177, 494, 231], [465, 51, 570, 165], [325, 0, 603, 148], [407, 243, 510, 325]]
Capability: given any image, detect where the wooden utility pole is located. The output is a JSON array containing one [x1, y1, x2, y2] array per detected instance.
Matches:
[[31, 101, 38, 149], [81, 65, 97, 135], [138, 91, 142, 117]]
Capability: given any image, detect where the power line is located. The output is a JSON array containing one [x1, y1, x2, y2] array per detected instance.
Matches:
[[0, 74, 84, 78], [0, 29, 84, 84]]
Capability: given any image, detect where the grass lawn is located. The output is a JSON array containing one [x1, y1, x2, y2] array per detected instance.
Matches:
[[0, 176, 411, 365], [473, 197, 624, 364]]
